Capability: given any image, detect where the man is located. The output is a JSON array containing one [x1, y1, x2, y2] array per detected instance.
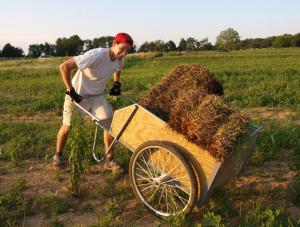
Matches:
[[53, 33, 133, 173]]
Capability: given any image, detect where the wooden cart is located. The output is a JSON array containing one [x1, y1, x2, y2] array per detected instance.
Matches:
[[75, 95, 263, 218]]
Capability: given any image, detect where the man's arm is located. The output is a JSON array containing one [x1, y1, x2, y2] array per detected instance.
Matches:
[[113, 70, 121, 82], [109, 70, 122, 96], [59, 57, 78, 91]]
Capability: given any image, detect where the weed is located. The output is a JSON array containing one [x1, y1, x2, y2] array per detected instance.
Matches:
[[69, 114, 87, 196], [167, 212, 192, 227], [201, 211, 225, 227], [288, 174, 300, 206], [250, 121, 300, 165], [97, 199, 121, 227], [34, 191, 73, 225], [0, 179, 29, 226], [239, 199, 299, 226], [79, 203, 94, 214]]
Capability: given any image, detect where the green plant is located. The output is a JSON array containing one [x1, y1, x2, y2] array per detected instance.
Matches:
[[0, 167, 8, 175], [201, 211, 225, 227], [167, 212, 192, 227], [250, 121, 300, 165], [239, 199, 299, 227], [69, 115, 87, 196], [0, 179, 29, 226], [79, 203, 94, 214], [97, 199, 121, 227], [241, 201, 280, 227], [289, 174, 300, 206], [34, 191, 73, 225]]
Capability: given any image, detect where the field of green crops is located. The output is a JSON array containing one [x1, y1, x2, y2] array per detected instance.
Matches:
[[0, 49, 300, 226]]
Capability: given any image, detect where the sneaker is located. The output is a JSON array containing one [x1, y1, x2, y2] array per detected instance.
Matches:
[[104, 159, 123, 174], [52, 154, 64, 169]]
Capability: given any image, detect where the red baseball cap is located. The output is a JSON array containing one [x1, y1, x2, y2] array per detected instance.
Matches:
[[114, 33, 133, 46]]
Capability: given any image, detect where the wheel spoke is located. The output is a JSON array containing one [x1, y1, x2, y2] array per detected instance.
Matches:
[[156, 149, 161, 174], [147, 148, 158, 176], [143, 186, 156, 198], [167, 183, 190, 195], [164, 163, 181, 177], [166, 187, 180, 212], [157, 186, 165, 211], [147, 186, 160, 203], [137, 181, 153, 187], [162, 175, 189, 184], [141, 184, 155, 192], [162, 150, 171, 174], [165, 187, 169, 214], [168, 185, 188, 206], [140, 154, 156, 178], [136, 162, 153, 179], [132, 143, 196, 217], [136, 173, 152, 183]]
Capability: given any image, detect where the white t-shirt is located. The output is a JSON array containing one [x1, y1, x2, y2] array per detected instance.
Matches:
[[72, 48, 124, 96]]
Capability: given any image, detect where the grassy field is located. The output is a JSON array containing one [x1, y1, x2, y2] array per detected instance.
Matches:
[[0, 48, 300, 226]]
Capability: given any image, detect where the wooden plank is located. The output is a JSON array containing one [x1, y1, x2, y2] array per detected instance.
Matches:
[[110, 104, 221, 199]]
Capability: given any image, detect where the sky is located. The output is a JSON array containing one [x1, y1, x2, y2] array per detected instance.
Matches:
[[1, 0, 299, 53]]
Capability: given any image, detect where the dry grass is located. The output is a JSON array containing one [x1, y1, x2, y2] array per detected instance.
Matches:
[[138, 64, 218, 121], [139, 64, 248, 161]]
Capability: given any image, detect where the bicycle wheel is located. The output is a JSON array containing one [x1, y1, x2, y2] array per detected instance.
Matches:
[[129, 141, 197, 218]]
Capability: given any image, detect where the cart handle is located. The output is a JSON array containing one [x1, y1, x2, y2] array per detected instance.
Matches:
[[72, 91, 138, 163], [83, 91, 136, 105]]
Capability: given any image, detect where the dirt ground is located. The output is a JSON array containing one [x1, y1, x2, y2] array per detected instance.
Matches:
[[0, 160, 160, 226], [0, 153, 299, 226], [1, 107, 299, 226]]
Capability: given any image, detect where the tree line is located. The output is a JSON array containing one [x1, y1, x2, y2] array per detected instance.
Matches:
[[1, 28, 300, 58]]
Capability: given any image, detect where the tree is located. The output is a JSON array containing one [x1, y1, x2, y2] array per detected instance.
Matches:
[[1, 43, 24, 57], [28, 42, 56, 58], [129, 44, 137, 53], [138, 41, 150, 52], [178, 38, 187, 51], [138, 40, 164, 52], [186, 37, 198, 51], [28, 44, 42, 58], [216, 28, 240, 50], [273, 35, 292, 48], [56, 35, 84, 56], [93, 36, 114, 48], [153, 40, 165, 51], [83, 39, 94, 52], [42, 42, 56, 55], [197, 38, 214, 50], [292, 33, 300, 47], [164, 40, 177, 51], [260, 37, 275, 48]]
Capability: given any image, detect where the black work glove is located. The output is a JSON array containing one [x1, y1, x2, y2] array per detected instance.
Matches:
[[109, 81, 122, 96], [66, 88, 83, 103]]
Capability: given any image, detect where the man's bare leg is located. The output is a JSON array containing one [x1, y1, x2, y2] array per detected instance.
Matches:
[[56, 124, 70, 154], [53, 124, 70, 168], [103, 131, 123, 172], [104, 131, 114, 159]]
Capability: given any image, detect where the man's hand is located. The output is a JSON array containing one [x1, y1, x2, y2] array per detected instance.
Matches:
[[109, 81, 122, 96], [66, 88, 83, 103]]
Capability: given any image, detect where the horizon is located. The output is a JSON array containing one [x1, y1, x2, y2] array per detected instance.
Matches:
[[1, 0, 300, 53]]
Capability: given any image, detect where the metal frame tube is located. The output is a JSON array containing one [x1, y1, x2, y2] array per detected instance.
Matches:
[[72, 93, 138, 163]]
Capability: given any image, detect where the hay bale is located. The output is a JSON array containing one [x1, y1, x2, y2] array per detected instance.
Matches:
[[169, 94, 233, 147], [138, 64, 248, 161], [138, 64, 220, 121], [209, 112, 249, 161]]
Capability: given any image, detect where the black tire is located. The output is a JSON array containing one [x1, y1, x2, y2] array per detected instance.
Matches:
[[129, 141, 197, 218]]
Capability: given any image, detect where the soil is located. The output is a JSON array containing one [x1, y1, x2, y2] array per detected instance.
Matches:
[[1, 108, 299, 226]]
